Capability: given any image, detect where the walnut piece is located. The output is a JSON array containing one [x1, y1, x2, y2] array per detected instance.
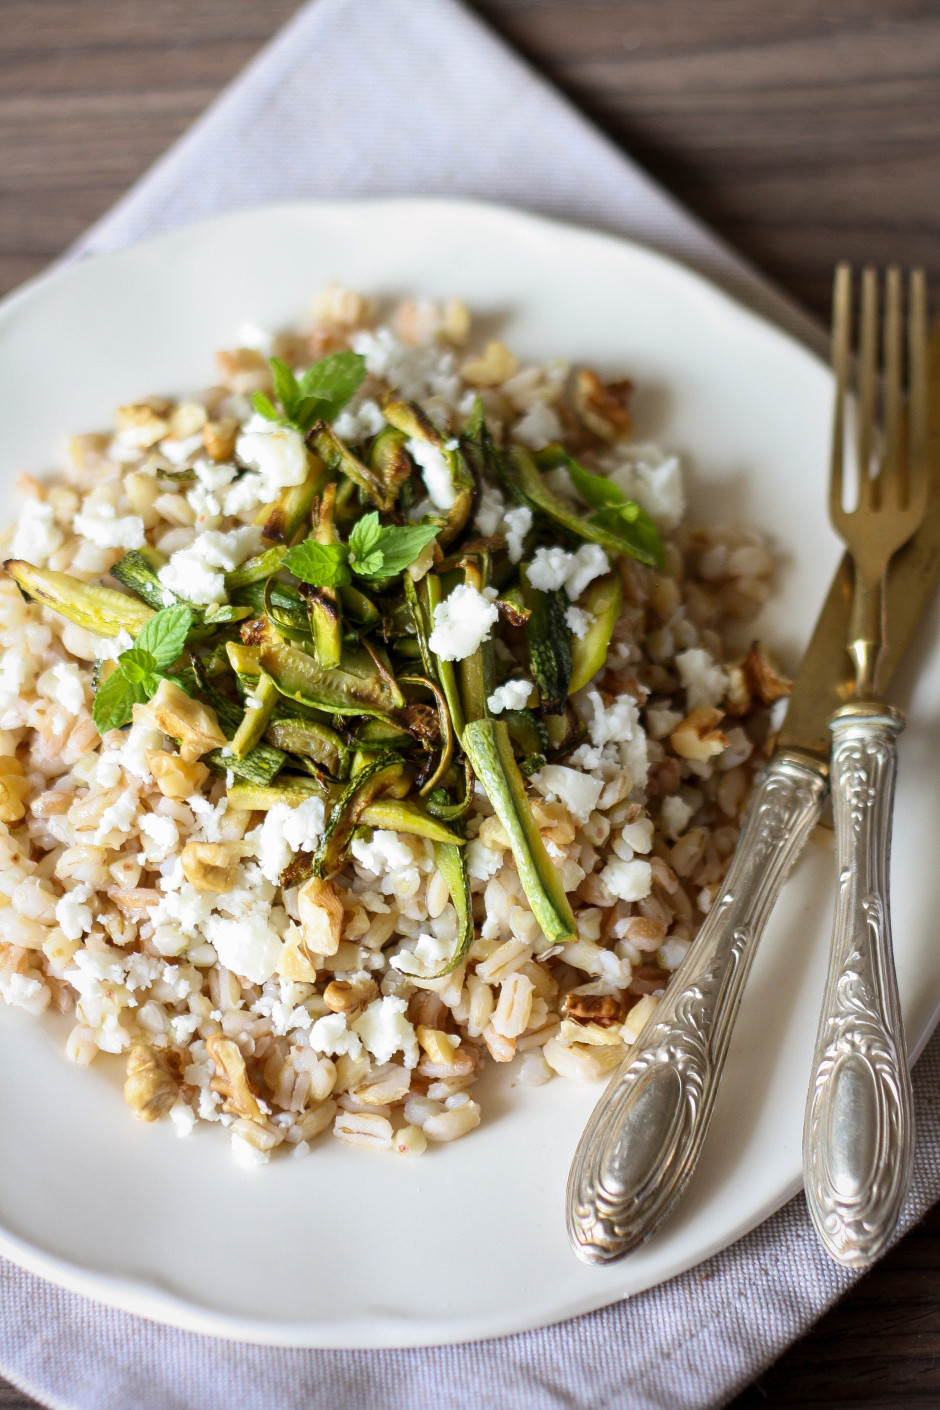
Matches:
[[180, 841, 241, 894], [137, 679, 226, 763], [572, 369, 633, 442], [124, 1044, 178, 1122], [206, 1034, 266, 1123], [671, 706, 728, 761], [146, 751, 211, 799], [297, 877, 344, 957]]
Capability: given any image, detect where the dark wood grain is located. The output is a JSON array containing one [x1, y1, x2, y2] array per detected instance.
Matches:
[[1, 2, 940, 1407]]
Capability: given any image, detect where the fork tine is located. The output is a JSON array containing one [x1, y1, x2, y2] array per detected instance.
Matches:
[[882, 267, 903, 506], [857, 267, 879, 511], [907, 268, 929, 516], [830, 263, 852, 523]]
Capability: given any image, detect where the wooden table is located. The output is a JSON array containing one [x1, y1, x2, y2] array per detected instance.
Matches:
[[1, 2, 939, 1405]]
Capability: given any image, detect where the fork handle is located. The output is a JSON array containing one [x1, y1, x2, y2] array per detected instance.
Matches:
[[567, 751, 827, 1264], [803, 704, 913, 1267]]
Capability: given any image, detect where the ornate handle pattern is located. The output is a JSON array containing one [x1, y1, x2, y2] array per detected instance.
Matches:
[[567, 752, 827, 1264], [803, 705, 913, 1267]]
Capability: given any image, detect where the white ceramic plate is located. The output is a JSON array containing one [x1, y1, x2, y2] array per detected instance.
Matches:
[[1, 200, 938, 1349]]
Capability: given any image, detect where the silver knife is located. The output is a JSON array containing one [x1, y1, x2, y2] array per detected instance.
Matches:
[[566, 311, 940, 1265]]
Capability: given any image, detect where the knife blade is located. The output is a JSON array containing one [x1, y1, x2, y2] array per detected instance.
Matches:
[[567, 311, 940, 1266]]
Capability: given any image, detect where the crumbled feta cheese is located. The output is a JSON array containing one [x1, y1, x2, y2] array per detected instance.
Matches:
[[332, 398, 387, 445], [502, 504, 532, 564], [675, 648, 730, 711], [169, 1100, 197, 1137], [601, 857, 653, 902], [160, 432, 204, 467], [532, 764, 604, 825], [661, 794, 694, 838], [36, 662, 85, 716], [54, 884, 93, 942], [93, 629, 134, 663], [564, 544, 609, 602], [408, 439, 455, 511], [487, 678, 532, 714], [205, 913, 283, 986], [139, 813, 179, 862], [118, 723, 164, 780], [352, 328, 461, 404], [0, 652, 28, 729], [0, 972, 43, 1010], [526, 545, 571, 593], [512, 401, 562, 451], [235, 424, 309, 499], [428, 584, 499, 662], [282, 795, 327, 853], [351, 829, 414, 875], [10, 499, 64, 565], [474, 484, 505, 538], [249, 796, 325, 883], [157, 527, 263, 605], [352, 995, 419, 1068], [73, 500, 145, 550], [466, 838, 504, 881], [231, 1133, 270, 1168], [97, 1013, 131, 1054], [93, 792, 138, 845], [565, 605, 594, 640], [607, 447, 685, 529], [621, 818, 654, 854], [309, 1011, 363, 1059]]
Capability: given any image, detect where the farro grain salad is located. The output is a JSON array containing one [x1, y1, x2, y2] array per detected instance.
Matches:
[[0, 285, 789, 1166]]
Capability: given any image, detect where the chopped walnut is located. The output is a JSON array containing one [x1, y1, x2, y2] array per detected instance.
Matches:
[[671, 706, 728, 761], [461, 341, 519, 387], [215, 348, 270, 395], [725, 642, 792, 717], [114, 399, 172, 448], [561, 991, 627, 1027], [572, 369, 633, 442], [206, 1034, 266, 1123], [297, 877, 344, 956], [124, 1044, 178, 1122], [201, 417, 239, 463], [146, 751, 211, 799], [136, 679, 226, 763], [180, 841, 241, 894], [323, 977, 378, 1016]]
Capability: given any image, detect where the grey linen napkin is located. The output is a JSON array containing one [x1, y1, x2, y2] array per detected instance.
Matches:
[[3, 0, 935, 1406]]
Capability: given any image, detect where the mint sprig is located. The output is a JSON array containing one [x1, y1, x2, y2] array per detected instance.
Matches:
[[92, 603, 194, 734], [283, 513, 440, 589], [252, 351, 366, 436], [282, 540, 352, 588]]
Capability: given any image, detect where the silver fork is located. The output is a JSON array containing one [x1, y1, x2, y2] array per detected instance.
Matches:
[[802, 264, 928, 1267]]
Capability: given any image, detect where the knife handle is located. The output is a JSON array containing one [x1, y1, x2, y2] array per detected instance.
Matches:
[[567, 752, 827, 1264], [803, 705, 913, 1268]]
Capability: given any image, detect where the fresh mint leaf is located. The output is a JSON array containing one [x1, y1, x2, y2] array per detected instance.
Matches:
[[119, 647, 159, 685], [297, 351, 366, 420], [270, 358, 301, 420], [346, 514, 440, 581], [135, 603, 195, 670], [261, 352, 367, 436], [351, 549, 385, 578], [283, 538, 352, 588], [92, 667, 151, 734], [364, 523, 440, 578], [251, 391, 282, 423], [347, 511, 384, 566]]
